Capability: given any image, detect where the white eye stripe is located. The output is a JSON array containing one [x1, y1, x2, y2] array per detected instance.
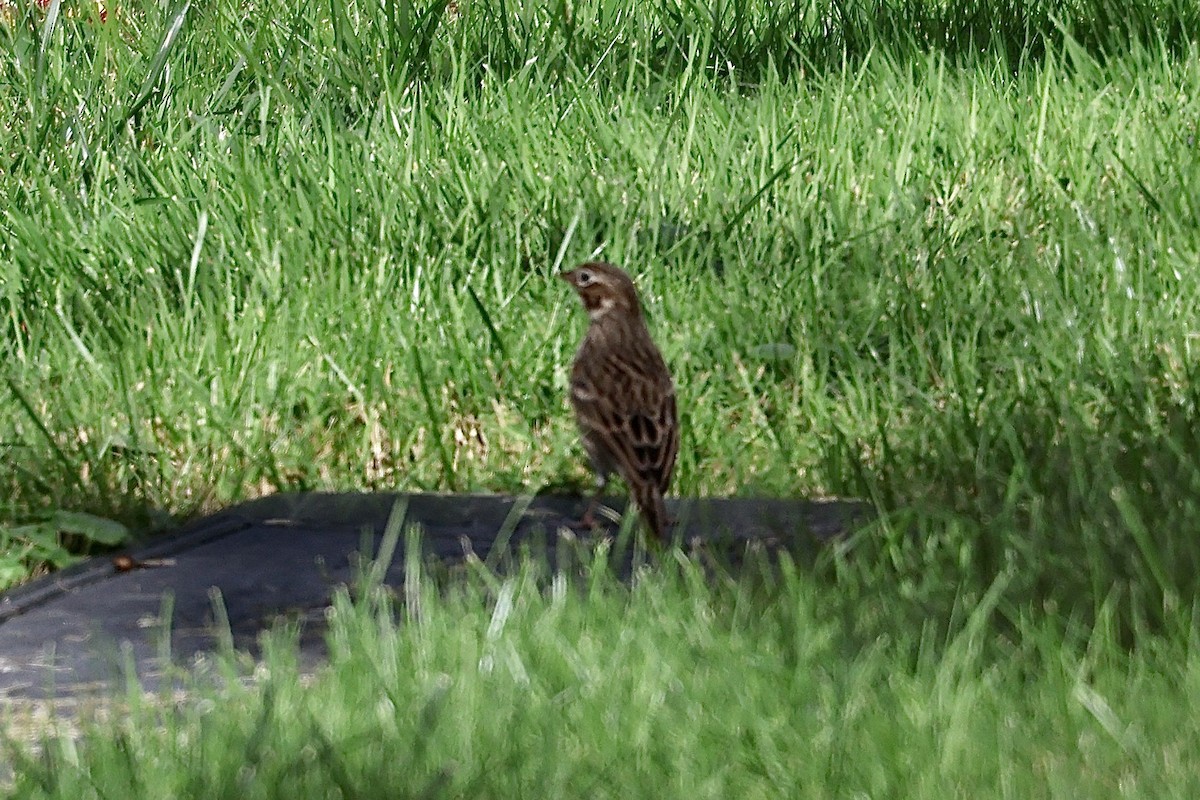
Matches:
[[578, 270, 593, 285]]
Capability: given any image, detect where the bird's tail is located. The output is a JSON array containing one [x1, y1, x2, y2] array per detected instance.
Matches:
[[635, 486, 671, 543]]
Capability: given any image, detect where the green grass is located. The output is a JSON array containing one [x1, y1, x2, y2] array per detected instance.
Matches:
[[2, 0, 1200, 791], [7, 541, 1200, 798]]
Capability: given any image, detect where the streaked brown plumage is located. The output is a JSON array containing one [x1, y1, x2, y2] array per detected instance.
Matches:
[[559, 261, 679, 542]]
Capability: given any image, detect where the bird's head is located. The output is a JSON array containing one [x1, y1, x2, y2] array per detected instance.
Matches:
[[559, 261, 643, 322]]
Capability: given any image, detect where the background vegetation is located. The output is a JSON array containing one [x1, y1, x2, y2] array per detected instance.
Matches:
[[2, 0, 1199, 794]]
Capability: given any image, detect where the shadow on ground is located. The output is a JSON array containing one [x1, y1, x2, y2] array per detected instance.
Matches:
[[0, 492, 870, 704]]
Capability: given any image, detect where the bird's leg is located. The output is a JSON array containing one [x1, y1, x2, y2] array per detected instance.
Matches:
[[579, 473, 608, 529]]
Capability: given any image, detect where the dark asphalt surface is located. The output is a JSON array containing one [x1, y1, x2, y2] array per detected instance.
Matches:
[[0, 492, 869, 703]]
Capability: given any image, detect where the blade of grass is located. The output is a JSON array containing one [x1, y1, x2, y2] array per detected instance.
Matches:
[[465, 283, 508, 362], [3, 376, 84, 493], [114, 0, 194, 134], [411, 345, 455, 491], [33, 0, 62, 99]]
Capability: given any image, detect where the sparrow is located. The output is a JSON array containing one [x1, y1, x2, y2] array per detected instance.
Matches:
[[559, 261, 679, 542]]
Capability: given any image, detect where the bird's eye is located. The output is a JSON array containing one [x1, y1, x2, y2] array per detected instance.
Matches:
[[577, 270, 593, 285]]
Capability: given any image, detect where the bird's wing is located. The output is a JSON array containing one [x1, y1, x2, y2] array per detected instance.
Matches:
[[570, 354, 678, 496]]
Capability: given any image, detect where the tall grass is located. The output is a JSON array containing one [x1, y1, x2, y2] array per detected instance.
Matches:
[[6, 547, 1200, 797], [1, 0, 1199, 621]]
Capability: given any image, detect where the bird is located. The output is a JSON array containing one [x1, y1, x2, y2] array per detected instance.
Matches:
[[559, 261, 679, 542]]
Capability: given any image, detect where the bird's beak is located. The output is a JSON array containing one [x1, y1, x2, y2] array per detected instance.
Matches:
[[557, 271, 573, 284]]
